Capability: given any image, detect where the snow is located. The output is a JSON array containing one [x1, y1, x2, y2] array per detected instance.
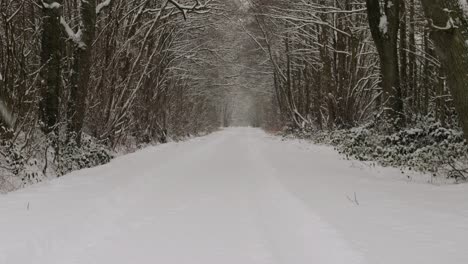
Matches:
[[60, 17, 85, 49], [379, 14, 388, 34], [96, 0, 112, 15], [459, 0, 468, 19], [42, 1, 61, 9], [0, 99, 15, 127], [1, 127, 468, 264]]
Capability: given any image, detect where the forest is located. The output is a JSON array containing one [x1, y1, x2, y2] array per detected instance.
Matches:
[[0, 0, 468, 191], [1, 1, 468, 263]]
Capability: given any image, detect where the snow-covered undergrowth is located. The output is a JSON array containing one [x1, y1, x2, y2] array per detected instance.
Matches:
[[0, 132, 112, 193], [284, 121, 468, 183], [0, 129, 212, 193], [55, 134, 113, 176]]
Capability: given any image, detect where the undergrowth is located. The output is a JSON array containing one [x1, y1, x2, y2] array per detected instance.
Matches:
[[284, 119, 468, 183]]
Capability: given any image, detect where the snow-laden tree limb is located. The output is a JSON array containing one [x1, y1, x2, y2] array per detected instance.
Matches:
[[41, 1, 61, 9], [60, 17, 86, 49], [167, 0, 212, 20], [96, 0, 112, 15], [429, 17, 458, 30]]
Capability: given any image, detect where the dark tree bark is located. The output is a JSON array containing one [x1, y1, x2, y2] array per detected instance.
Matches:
[[422, 29, 431, 115], [399, 0, 408, 114], [284, 34, 300, 127], [366, 0, 404, 126], [68, 0, 97, 145], [408, 0, 416, 111], [39, 1, 62, 134], [316, 5, 335, 130], [314, 66, 323, 130], [420, 0, 468, 139]]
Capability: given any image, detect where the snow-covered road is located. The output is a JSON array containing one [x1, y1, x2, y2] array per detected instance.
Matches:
[[1, 128, 468, 264]]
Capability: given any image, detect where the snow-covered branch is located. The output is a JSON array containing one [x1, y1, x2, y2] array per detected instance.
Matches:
[[41, 1, 61, 9], [428, 9, 459, 31], [96, 0, 112, 15], [167, 0, 211, 20], [60, 17, 86, 49]]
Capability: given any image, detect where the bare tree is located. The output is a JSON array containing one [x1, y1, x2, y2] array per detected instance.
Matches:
[[420, 0, 468, 139], [366, 0, 404, 126]]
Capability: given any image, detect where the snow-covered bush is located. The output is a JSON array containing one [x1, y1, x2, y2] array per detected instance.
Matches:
[[0, 131, 113, 193], [56, 134, 113, 176], [0, 138, 44, 192], [285, 120, 468, 182]]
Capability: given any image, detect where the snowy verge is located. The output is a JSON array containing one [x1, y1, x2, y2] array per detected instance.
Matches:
[[0, 129, 214, 193], [281, 121, 468, 184], [0, 132, 112, 193], [257, 128, 468, 264]]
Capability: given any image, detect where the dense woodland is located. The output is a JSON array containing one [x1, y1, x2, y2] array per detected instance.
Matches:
[[0, 0, 468, 190], [245, 0, 468, 180], [248, 0, 468, 131], [0, 0, 227, 189]]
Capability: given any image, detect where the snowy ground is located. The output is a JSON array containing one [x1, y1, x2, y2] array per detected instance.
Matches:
[[1, 127, 468, 264]]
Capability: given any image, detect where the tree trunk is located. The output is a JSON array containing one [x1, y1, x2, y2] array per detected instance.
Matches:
[[408, 0, 416, 112], [422, 29, 430, 115], [420, 0, 468, 139], [39, 1, 62, 134], [366, 0, 404, 127], [68, 0, 97, 145], [399, 0, 408, 118]]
